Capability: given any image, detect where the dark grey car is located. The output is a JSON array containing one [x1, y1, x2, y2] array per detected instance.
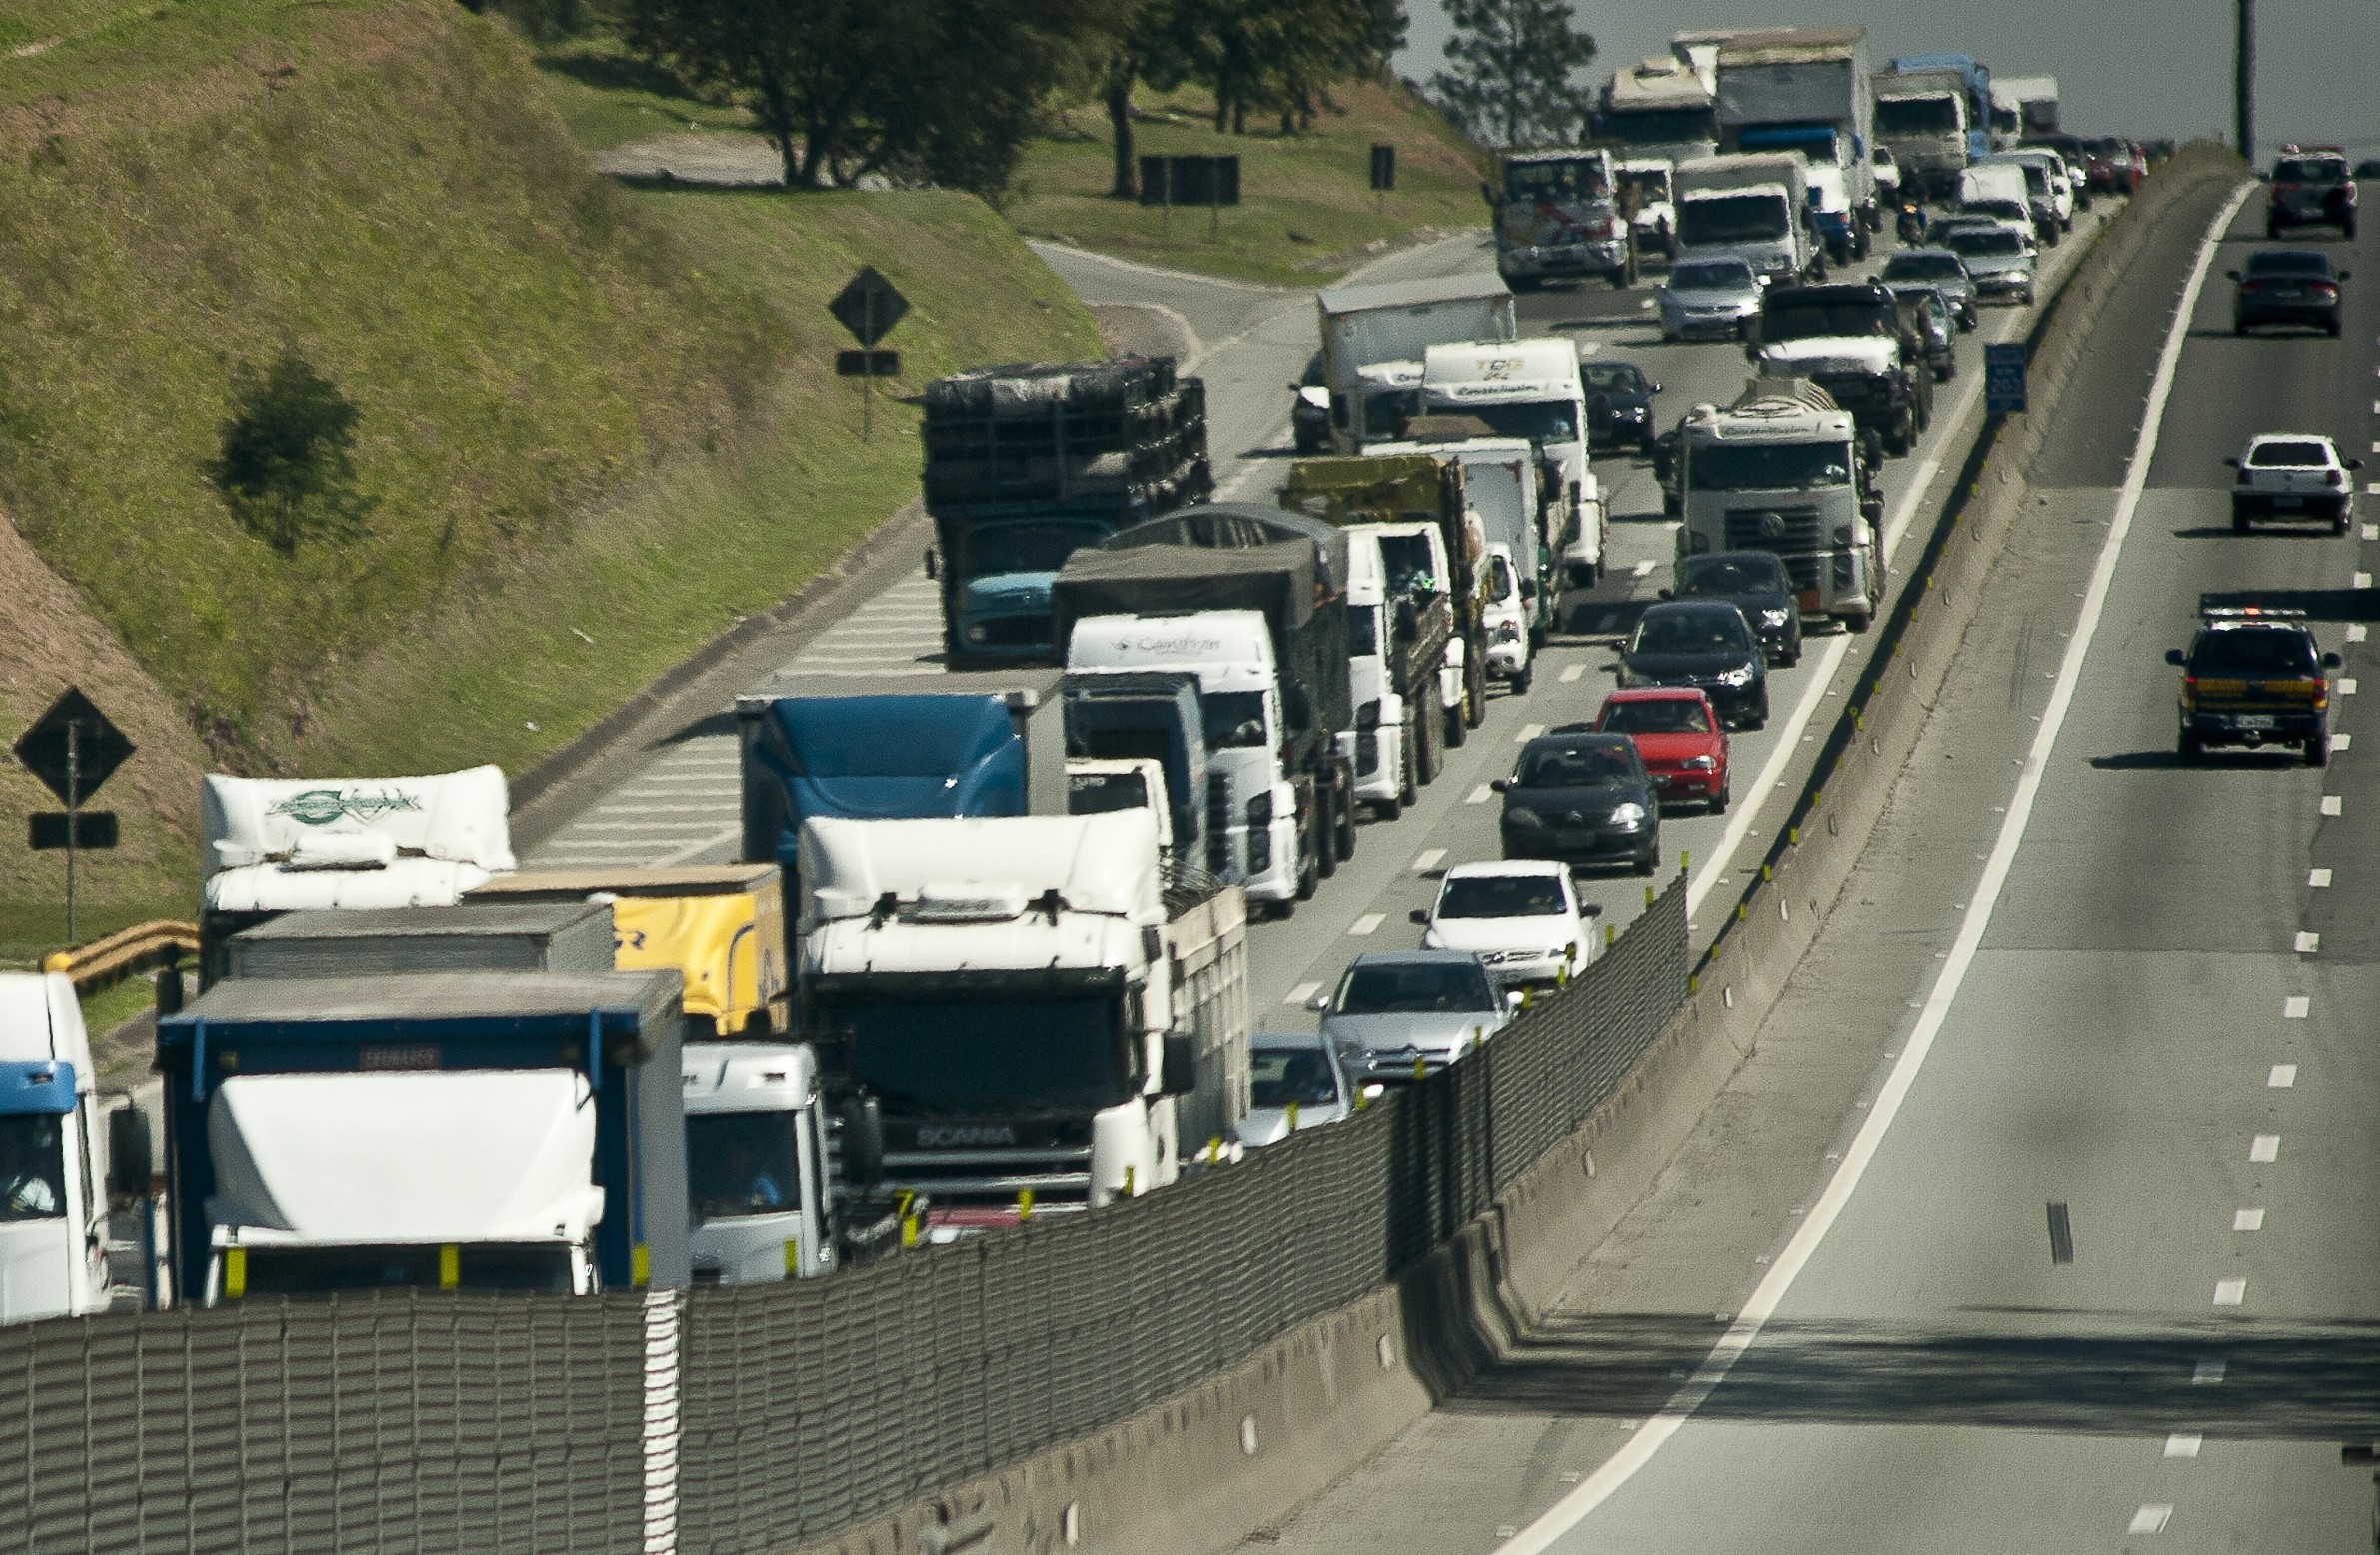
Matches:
[[1495, 731, 1662, 874], [1889, 284, 1959, 382], [1619, 600, 1770, 729], [1666, 551, 1803, 667], [2230, 249, 2349, 336], [1878, 249, 1979, 330]]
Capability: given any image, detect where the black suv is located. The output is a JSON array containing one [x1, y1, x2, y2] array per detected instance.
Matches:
[[2167, 611, 2340, 766], [2229, 249, 2350, 336], [2267, 148, 2357, 239]]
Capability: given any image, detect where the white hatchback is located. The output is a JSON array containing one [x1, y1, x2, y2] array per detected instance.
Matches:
[[1410, 860, 1598, 988], [2228, 433, 2361, 535]]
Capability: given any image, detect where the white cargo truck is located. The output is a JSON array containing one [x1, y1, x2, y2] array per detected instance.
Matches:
[[1715, 27, 1877, 235], [1335, 531, 1421, 815], [1600, 57, 1719, 166], [1315, 274, 1517, 454], [682, 1041, 842, 1284], [1872, 67, 1972, 198], [1675, 153, 1818, 285], [0, 973, 141, 1325], [1417, 339, 1605, 588], [796, 811, 1247, 1228], [1989, 76, 2059, 143]]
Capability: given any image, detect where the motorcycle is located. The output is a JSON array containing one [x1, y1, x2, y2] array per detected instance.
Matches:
[[1895, 201, 1928, 247]]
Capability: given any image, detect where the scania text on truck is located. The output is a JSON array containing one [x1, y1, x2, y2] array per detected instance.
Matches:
[[1751, 281, 1932, 457], [1715, 27, 1878, 235], [1315, 274, 1517, 454], [1674, 153, 1818, 286], [0, 973, 146, 1325], [923, 358, 1210, 662], [1416, 340, 1605, 588], [1487, 148, 1636, 291], [795, 811, 1248, 1224], [1677, 378, 1884, 632]]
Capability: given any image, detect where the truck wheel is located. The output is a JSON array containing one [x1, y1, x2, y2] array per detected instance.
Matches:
[[1295, 838, 1319, 901], [1884, 420, 1912, 458], [1418, 695, 1442, 783], [1335, 776, 1358, 859], [1315, 796, 1339, 878], [1444, 698, 1466, 749], [1466, 658, 1487, 729], [1511, 663, 1533, 696], [1843, 609, 1873, 634]]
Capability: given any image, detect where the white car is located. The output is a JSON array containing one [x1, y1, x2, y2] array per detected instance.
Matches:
[[1410, 859, 1598, 988], [2228, 433, 2362, 535], [1481, 543, 1535, 692]]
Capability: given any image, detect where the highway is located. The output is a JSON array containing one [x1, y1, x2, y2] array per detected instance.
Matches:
[[1227, 177, 2380, 1553], [519, 213, 2111, 1029]]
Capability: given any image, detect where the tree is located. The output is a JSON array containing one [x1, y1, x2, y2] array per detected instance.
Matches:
[[206, 351, 373, 558], [1429, 0, 1595, 149]]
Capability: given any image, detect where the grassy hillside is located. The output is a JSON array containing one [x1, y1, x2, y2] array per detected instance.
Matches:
[[0, 0, 1097, 957]]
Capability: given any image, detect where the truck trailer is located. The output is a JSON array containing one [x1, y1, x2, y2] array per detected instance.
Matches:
[[1715, 28, 1877, 236]]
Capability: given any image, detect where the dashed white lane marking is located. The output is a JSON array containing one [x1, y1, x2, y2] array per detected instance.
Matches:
[[2368, 483, 2380, 496], [1348, 913, 1385, 937], [2164, 1433, 2204, 1459], [570, 820, 728, 833], [2356, 572, 2372, 589], [2339, 677, 2358, 694], [2192, 1358, 2227, 1384], [2293, 931, 2319, 953], [2320, 795, 2343, 816], [2349, 624, 2370, 641], [1412, 848, 1446, 873], [1516, 723, 1545, 743], [1284, 980, 1322, 1005], [2310, 867, 2333, 887], [2333, 732, 2354, 750], [2250, 1134, 2281, 1162], [2269, 1063, 2298, 1087], [1559, 664, 1585, 683], [2234, 1208, 2266, 1231], [2284, 995, 2310, 1017], [2212, 1278, 2247, 1306], [2127, 1505, 2173, 1535], [598, 802, 727, 815], [656, 827, 740, 866], [1467, 784, 1493, 804], [2363, 526, 2380, 543], [1630, 560, 1656, 578]]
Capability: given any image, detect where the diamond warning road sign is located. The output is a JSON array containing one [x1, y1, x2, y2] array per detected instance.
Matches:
[[829, 268, 909, 347], [13, 687, 134, 807]]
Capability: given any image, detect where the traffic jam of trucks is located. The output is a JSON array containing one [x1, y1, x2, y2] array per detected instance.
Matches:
[[11, 23, 2142, 1320]]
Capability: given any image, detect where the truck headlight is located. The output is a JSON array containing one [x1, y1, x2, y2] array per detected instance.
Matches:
[[1834, 525, 1854, 546], [1608, 803, 1647, 829]]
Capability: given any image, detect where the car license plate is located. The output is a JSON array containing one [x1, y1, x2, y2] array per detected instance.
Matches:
[[2273, 496, 2303, 509], [2237, 714, 2276, 730], [1796, 589, 1820, 613]]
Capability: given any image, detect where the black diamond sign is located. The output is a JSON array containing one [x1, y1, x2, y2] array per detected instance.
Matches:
[[13, 687, 134, 807], [828, 268, 909, 347]]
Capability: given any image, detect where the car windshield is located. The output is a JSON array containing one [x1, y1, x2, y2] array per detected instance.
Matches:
[[687, 1112, 805, 1221], [1877, 96, 1960, 134], [1763, 300, 1894, 340], [1883, 253, 1965, 282], [2191, 629, 2319, 676], [1618, 169, 1670, 202], [1680, 554, 1792, 594], [1599, 698, 1713, 734], [1486, 552, 1518, 601], [1250, 1046, 1340, 1107], [966, 520, 1104, 579], [0, 1115, 66, 1221], [1581, 363, 1645, 392], [2245, 251, 2330, 277], [1947, 228, 2027, 258], [1516, 743, 1636, 787], [1364, 386, 1421, 440], [1334, 961, 1498, 1014], [1505, 158, 1609, 202], [1670, 259, 1753, 291], [830, 993, 1132, 1115], [1439, 399, 1579, 444], [2275, 158, 2346, 184], [2248, 441, 2332, 468], [1634, 612, 1750, 655], [1679, 193, 1789, 245], [1689, 441, 1853, 491], [1201, 691, 1268, 749], [1438, 874, 1568, 918]]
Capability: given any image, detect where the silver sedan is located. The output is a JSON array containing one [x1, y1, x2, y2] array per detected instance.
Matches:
[[1658, 255, 1765, 342]]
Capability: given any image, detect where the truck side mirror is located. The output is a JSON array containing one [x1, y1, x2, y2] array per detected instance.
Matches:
[[1408, 908, 1430, 925], [2164, 649, 2187, 667], [840, 1096, 885, 1189], [1161, 1032, 1198, 1097], [1283, 683, 1313, 730], [106, 1104, 153, 1201]]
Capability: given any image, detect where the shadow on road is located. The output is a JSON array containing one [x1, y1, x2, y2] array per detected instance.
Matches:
[[2199, 587, 2380, 622], [1442, 1310, 2380, 1440], [2093, 747, 2311, 771]]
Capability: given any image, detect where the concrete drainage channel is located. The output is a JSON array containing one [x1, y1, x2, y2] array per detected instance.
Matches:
[[797, 148, 2252, 1555]]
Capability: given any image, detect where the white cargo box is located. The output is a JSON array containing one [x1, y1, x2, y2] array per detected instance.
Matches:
[[201, 766, 516, 912]]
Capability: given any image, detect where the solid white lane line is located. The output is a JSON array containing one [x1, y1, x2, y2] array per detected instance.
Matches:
[[2293, 931, 2319, 953], [2284, 995, 2310, 1017], [1483, 181, 2261, 1555], [1348, 913, 1385, 937], [2164, 1433, 2204, 1459], [1516, 723, 1545, 743], [2321, 795, 2343, 816], [2310, 867, 2333, 887], [2234, 1208, 2266, 1231], [2212, 1278, 2247, 1306], [1284, 980, 1322, 1005], [2192, 1358, 2227, 1384], [1412, 848, 1447, 873], [1468, 784, 1493, 804], [1559, 664, 1585, 683], [2128, 1505, 2173, 1535], [2250, 1134, 2281, 1162], [2269, 1063, 2298, 1087]]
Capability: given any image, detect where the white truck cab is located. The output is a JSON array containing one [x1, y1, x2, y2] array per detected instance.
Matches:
[[683, 1042, 835, 1285], [0, 974, 118, 1325], [1354, 519, 1468, 737], [1617, 157, 1680, 261], [1677, 380, 1880, 631], [1419, 339, 1604, 587], [1066, 611, 1302, 906], [1479, 543, 1535, 691]]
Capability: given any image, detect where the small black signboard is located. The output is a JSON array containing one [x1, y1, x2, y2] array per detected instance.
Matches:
[[836, 350, 902, 378], [29, 813, 118, 851]]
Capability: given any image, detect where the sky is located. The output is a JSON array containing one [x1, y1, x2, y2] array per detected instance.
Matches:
[[1395, 1, 2380, 155]]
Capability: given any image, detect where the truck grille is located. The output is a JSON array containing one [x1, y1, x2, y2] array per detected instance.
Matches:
[[1722, 505, 1825, 552]]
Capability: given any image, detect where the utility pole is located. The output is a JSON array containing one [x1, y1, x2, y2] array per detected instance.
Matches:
[[2235, 0, 2255, 169]]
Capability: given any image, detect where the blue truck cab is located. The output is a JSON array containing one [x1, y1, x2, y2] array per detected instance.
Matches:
[[938, 494, 1163, 661]]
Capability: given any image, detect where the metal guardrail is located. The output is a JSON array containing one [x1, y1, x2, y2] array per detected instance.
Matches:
[[40, 920, 197, 991]]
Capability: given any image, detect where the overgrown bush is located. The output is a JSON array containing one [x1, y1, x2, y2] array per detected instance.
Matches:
[[206, 350, 374, 558]]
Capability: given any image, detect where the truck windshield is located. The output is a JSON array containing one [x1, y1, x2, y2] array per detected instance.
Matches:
[[1689, 442, 1853, 491], [966, 519, 1107, 579], [0, 1115, 66, 1220], [1877, 97, 1959, 134], [232, 1243, 576, 1296], [1763, 301, 1893, 340], [1440, 400, 1579, 444], [1250, 1047, 1340, 1107], [1605, 108, 1717, 145], [1068, 769, 1152, 815], [1375, 534, 1440, 597], [1201, 692, 1268, 748], [1504, 159, 1608, 202], [687, 1112, 805, 1220], [831, 995, 1132, 1116], [1679, 194, 1788, 245]]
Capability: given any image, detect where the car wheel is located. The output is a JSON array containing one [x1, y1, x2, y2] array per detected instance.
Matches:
[[1844, 609, 1873, 634], [2307, 728, 2330, 768], [1511, 664, 1533, 696], [2346, 215, 2359, 240], [2329, 319, 2345, 338], [1631, 845, 1658, 878], [2233, 320, 2249, 336], [2335, 514, 2351, 537], [1568, 562, 1597, 589], [2178, 730, 2202, 765], [1748, 694, 1769, 730], [1711, 776, 1730, 815], [1295, 843, 1319, 901]]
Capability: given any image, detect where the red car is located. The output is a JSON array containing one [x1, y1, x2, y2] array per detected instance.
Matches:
[[1590, 689, 1731, 813]]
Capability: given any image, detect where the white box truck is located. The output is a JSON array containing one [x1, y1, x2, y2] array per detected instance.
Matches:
[[1715, 27, 1877, 235], [1675, 154, 1819, 285], [1315, 274, 1516, 454]]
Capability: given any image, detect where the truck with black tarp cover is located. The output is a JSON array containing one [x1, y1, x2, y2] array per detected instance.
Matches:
[[1054, 511, 1355, 914], [924, 357, 1210, 663]]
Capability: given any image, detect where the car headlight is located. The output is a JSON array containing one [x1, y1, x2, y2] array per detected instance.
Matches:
[[1505, 806, 1548, 828], [1759, 607, 1791, 628], [1682, 755, 1716, 771], [1715, 663, 1757, 688], [1609, 802, 1647, 829], [1619, 405, 1647, 420]]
